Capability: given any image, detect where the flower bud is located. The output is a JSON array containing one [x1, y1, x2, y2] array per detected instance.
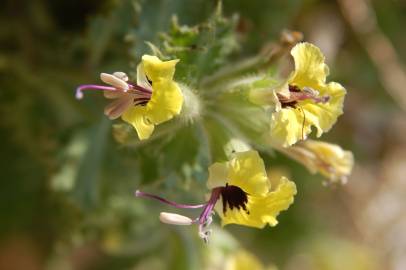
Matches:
[[277, 140, 354, 184]]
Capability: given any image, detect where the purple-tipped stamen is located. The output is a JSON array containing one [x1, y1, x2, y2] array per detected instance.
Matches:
[[135, 187, 226, 243], [76, 83, 153, 100], [135, 190, 206, 209]]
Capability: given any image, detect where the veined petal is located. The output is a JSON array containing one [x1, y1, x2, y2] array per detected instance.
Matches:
[[227, 151, 269, 196], [289, 42, 329, 88], [146, 79, 183, 124], [218, 177, 296, 228], [122, 106, 155, 140], [207, 162, 230, 189]]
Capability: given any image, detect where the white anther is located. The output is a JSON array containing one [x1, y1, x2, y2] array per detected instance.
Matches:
[[113, 71, 129, 82], [100, 73, 129, 91], [159, 212, 193, 226]]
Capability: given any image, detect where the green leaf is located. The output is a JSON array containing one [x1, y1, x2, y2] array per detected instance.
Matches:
[[154, 2, 240, 85], [72, 118, 111, 210]]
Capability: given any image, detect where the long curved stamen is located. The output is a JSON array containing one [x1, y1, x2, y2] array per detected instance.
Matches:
[[76, 84, 117, 99], [76, 83, 153, 100], [135, 190, 206, 209]]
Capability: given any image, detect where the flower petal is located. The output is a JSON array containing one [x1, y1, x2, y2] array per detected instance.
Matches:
[[227, 151, 269, 196], [288, 140, 354, 184], [142, 55, 179, 82], [289, 42, 329, 88], [146, 80, 183, 124], [270, 108, 310, 147], [122, 106, 155, 140], [207, 162, 230, 189], [104, 95, 134, 120], [139, 55, 184, 125], [218, 177, 296, 228], [136, 64, 152, 90]]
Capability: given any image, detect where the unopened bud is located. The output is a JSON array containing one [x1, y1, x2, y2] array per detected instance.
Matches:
[[159, 212, 193, 226]]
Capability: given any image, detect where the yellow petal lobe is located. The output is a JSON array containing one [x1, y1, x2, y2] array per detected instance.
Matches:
[[122, 106, 154, 140], [146, 79, 183, 124], [290, 42, 329, 89], [227, 151, 269, 196]]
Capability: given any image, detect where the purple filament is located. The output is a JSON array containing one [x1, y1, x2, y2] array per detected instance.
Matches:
[[198, 187, 221, 225], [135, 190, 206, 209], [76, 83, 152, 100], [75, 84, 118, 99]]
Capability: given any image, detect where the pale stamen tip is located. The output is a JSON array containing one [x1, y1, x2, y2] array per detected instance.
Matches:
[[75, 90, 84, 100], [159, 212, 193, 226]]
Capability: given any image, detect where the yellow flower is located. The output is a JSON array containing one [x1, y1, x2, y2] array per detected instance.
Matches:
[[135, 150, 295, 242], [277, 139, 354, 184], [207, 150, 296, 228], [122, 55, 183, 140], [252, 42, 346, 147], [76, 55, 183, 140]]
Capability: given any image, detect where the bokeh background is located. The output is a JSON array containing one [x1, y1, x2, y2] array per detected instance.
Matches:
[[1, 0, 406, 269]]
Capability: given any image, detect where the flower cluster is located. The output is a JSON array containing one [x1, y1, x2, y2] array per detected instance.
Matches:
[[76, 40, 353, 242]]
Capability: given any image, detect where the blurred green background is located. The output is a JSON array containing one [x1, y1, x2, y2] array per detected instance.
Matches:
[[1, 0, 406, 269]]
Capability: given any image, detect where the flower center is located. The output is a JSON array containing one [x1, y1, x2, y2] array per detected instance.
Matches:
[[134, 183, 250, 243], [220, 184, 249, 215], [278, 84, 330, 108]]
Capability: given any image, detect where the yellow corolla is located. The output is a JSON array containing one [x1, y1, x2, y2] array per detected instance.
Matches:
[[76, 55, 183, 140], [135, 150, 296, 242], [264, 43, 346, 147], [206, 150, 296, 228], [122, 55, 183, 140]]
